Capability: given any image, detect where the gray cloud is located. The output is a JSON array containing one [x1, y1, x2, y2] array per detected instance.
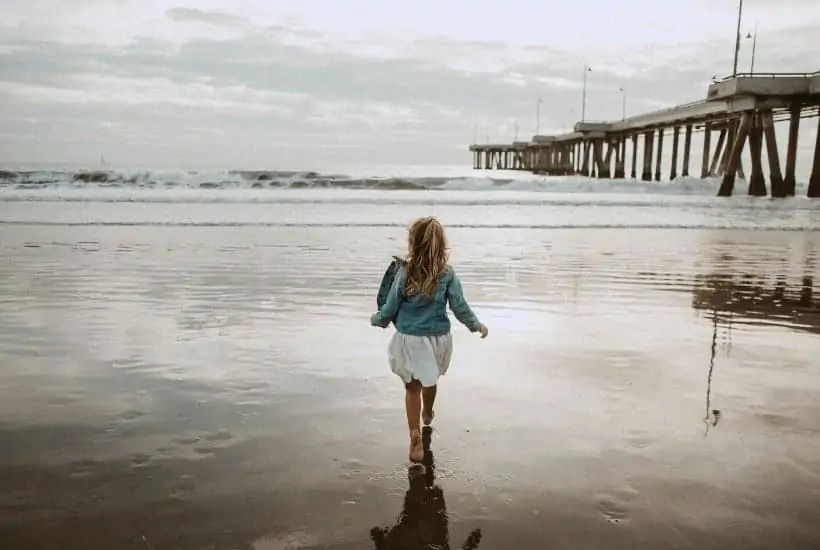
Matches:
[[165, 7, 245, 26], [1, 4, 819, 169]]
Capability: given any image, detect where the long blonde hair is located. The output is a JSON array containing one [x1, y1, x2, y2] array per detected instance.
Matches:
[[404, 216, 448, 299]]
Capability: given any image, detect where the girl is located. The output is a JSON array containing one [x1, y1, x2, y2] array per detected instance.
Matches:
[[371, 216, 489, 463]]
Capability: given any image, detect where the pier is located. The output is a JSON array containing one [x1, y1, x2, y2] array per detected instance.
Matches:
[[469, 72, 820, 197]]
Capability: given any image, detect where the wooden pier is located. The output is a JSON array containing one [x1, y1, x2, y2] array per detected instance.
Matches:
[[469, 72, 820, 197]]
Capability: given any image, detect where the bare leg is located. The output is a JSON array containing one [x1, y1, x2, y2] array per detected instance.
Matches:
[[405, 380, 423, 462], [422, 385, 437, 426]]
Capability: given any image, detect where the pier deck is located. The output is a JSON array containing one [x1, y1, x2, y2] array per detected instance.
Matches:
[[469, 73, 820, 197]]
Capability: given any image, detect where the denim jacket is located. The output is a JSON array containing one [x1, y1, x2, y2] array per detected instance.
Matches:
[[370, 265, 482, 336]]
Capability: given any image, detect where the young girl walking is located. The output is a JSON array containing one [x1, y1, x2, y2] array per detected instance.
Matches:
[[371, 216, 488, 463]]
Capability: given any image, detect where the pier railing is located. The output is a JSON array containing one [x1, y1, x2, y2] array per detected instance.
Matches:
[[719, 71, 820, 80]]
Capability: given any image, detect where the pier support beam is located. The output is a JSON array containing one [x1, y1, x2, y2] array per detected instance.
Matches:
[[575, 141, 584, 174], [642, 132, 654, 181], [630, 135, 638, 179], [809, 106, 820, 198], [713, 127, 729, 176], [670, 126, 680, 180], [594, 139, 608, 179], [600, 141, 613, 178], [701, 123, 712, 178], [761, 110, 785, 198], [621, 139, 627, 177], [784, 105, 800, 196], [574, 143, 580, 173], [682, 125, 692, 178], [747, 113, 767, 197], [718, 112, 753, 197], [654, 128, 664, 181], [614, 138, 626, 179], [582, 141, 591, 176], [564, 145, 574, 175]]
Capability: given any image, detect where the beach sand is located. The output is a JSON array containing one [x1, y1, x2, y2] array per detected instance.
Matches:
[[1, 224, 819, 549]]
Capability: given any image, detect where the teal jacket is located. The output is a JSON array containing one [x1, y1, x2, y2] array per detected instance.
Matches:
[[371, 265, 482, 336]]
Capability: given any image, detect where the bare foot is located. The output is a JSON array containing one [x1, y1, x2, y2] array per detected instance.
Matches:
[[409, 429, 423, 462], [422, 409, 435, 426]]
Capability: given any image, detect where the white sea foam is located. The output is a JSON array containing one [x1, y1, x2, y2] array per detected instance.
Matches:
[[0, 167, 812, 203], [1, 166, 818, 230]]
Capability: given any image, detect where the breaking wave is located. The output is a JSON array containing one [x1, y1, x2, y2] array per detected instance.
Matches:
[[0, 167, 734, 201]]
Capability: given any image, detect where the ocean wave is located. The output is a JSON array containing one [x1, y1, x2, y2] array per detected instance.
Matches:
[[0, 167, 744, 197], [0, 168, 473, 192]]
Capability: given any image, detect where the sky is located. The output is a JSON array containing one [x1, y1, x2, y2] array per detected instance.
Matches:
[[1, 0, 819, 170]]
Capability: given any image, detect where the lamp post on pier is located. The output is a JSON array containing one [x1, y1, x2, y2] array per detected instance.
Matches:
[[746, 23, 758, 73], [618, 87, 626, 120], [581, 65, 592, 122], [731, 0, 744, 77]]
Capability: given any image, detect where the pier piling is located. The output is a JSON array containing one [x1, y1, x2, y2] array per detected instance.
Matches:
[[809, 106, 820, 198], [718, 111, 753, 197], [630, 135, 638, 179], [748, 113, 767, 197], [670, 126, 680, 180], [761, 110, 785, 197], [601, 141, 613, 179], [614, 138, 626, 179], [784, 105, 800, 196], [682, 124, 693, 178], [654, 128, 664, 181], [642, 132, 654, 181], [715, 125, 730, 177], [701, 123, 712, 179], [593, 140, 604, 178]]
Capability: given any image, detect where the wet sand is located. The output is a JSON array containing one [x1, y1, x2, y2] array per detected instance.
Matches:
[[1, 224, 819, 549]]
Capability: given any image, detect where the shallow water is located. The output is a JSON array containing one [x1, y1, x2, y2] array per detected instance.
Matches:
[[1, 208, 820, 549]]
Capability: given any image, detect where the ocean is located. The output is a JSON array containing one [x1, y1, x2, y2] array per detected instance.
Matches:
[[1, 165, 819, 230], [1, 165, 819, 549]]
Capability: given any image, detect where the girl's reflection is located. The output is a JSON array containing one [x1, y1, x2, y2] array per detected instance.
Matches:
[[370, 427, 482, 550]]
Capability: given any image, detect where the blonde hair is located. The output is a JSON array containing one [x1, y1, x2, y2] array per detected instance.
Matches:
[[404, 216, 448, 299]]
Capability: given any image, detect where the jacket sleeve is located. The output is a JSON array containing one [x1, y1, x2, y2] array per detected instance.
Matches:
[[447, 268, 482, 332], [371, 267, 405, 327]]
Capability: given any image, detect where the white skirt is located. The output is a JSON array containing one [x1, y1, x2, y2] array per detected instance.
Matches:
[[388, 332, 453, 388]]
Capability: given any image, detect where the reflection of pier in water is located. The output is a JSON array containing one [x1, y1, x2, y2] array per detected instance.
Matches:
[[692, 273, 819, 335], [693, 259, 819, 437]]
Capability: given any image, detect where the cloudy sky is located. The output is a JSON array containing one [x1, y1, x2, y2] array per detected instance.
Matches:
[[1, 0, 819, 170]]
